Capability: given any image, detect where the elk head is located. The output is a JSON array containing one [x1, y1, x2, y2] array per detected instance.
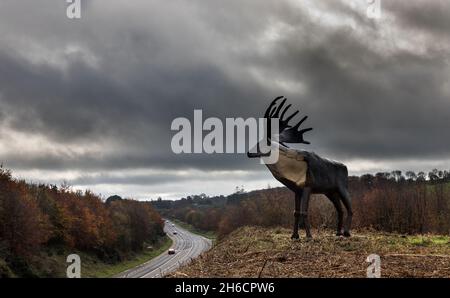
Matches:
[[247, 96, 313, 158]]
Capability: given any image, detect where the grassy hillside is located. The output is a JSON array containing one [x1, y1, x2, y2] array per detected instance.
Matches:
[[82, 235, 172, 278], [170, 227, 450, 278], [0, 235, 172, 278], [0, 236, 172, 278], [170, 218, 217, 242]]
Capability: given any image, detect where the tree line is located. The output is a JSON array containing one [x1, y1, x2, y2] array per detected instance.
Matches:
[[155, 170, 450, 238], [0, 168, 165, 276]]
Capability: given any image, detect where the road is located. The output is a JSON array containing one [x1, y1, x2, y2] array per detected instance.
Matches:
[[115, 220, 212, 278]]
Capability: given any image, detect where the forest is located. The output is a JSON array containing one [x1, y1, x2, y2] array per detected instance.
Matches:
[[154, 169, 450, 239], [0, 167, 165, 277], [2, 165, 450, 277]]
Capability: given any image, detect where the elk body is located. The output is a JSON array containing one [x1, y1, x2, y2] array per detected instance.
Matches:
[[248, 97, 353, 239]]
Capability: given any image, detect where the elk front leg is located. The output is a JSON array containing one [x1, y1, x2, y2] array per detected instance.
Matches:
[[291, 191, 302, 239], [300, 187, 312, 238]]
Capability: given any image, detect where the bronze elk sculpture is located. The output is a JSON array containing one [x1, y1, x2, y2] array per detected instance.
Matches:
[[248, 96, 353, 239]]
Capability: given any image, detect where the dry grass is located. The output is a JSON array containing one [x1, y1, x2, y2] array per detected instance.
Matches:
[[170, 226, 450, 278]]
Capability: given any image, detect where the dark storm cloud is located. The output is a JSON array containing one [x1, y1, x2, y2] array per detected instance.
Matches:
[[257, 29, 450, 159], [0, 0, 449, 185], [3, 147, 255, 172], [385, 0, 450, 37]]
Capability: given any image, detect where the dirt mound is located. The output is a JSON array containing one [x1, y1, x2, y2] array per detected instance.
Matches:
[[170, 226, 450, 278]]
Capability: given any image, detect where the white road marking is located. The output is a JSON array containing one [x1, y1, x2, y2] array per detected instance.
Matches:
[[115, 220, 212, 278]]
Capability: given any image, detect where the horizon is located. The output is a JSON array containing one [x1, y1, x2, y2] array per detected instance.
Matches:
[[3, 165, 447, 201]]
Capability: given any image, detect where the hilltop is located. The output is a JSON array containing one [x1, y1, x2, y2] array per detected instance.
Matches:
[[171, 226, 450, 278]]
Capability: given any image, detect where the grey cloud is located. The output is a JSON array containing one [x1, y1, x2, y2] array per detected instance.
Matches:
[[0, 0, 449, 198], [69, 170, 270, 186], [385, 0, 450, 37]]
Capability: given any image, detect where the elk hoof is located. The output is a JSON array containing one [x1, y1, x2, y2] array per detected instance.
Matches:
[[343, 231, 351, 237], [291, 233, 299, 240], [336, 232, 343, 237]]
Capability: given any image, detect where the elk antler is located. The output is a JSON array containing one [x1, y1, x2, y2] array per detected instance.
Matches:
[[264, 96, 312, 145]]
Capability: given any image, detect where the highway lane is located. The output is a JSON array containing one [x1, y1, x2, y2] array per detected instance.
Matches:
[[115, 220, 212, 278]]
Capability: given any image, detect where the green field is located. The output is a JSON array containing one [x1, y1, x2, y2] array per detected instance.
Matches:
[[170, 218, 217, 243]]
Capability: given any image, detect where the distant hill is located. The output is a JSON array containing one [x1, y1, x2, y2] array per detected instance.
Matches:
[[153, 174, 450, 238]]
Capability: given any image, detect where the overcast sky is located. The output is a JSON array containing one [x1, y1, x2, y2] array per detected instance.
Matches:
[[0, 0, 449, 200]]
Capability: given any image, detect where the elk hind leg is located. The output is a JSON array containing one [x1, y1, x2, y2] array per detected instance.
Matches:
[[339, 188, 353, 237], [327, 192, 344, 236]]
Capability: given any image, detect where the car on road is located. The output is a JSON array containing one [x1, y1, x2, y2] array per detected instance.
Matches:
[[173, 231, 178, 235], [168, 248, 176, 255]]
